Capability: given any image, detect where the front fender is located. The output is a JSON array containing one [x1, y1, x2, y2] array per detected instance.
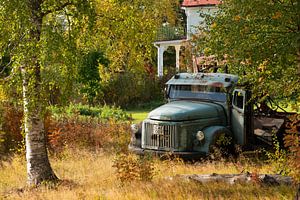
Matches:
[[194, 126, 231, 154]]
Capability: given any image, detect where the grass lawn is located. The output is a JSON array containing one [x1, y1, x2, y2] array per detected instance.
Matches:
[[0, 150, 297, 200], [127, 110, 150, 123], [126, 100, 164, 123]]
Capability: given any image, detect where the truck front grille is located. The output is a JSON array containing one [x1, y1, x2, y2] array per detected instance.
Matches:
[[142, 122, 177, 150]]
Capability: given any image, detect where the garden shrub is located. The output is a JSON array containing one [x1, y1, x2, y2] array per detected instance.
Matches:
[[265, 136, 291, 176], [284, 114, 300, 182], [100, 72, 164, 108], [0, 103, 23, 156], [265, 114, 300, 183], [78, 51, 109, 105], [49, 104, 131, 121], [113, 153, 155, 183], [77, 50, 165, 108], [99, 105, 131, 121], [0, 103, 132, 156], [47, 116, 131, 153]]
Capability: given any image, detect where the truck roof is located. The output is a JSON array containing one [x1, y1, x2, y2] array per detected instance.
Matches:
[[166, 73, 239, 88]]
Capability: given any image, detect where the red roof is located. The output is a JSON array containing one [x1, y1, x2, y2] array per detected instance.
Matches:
[[182, 0, 221, 7]]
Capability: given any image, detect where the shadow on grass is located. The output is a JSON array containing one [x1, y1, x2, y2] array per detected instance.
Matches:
[[2, 179, 80, 199]]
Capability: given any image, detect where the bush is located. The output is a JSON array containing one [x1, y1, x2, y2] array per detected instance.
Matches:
[[283, 114, 300, 182], [265, 137, 291, 176], [49, 104, 131, 122], [78, 51, 109, 105], [113, 153, 155, 183], [47, 116, 131, 154], [0, 103, 23, 156], [0, 103, 132, 156], [100, 72, 164, 108], [263, 114, 300, 183]]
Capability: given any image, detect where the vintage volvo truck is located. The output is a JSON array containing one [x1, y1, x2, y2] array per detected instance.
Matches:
[[128, 73, 284, 158]]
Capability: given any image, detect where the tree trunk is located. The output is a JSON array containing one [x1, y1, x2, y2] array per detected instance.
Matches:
[[22, 65, 58, 186], [176, 173, 293, 186], [21, 0, 58, 186]]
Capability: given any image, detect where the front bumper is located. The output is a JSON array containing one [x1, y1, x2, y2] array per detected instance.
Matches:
[[128, 145, 206, 160]]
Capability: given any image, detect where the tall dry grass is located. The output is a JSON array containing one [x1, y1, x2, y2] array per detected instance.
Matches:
[[0, 149, 296, 200], [0, 104, 298, 200]]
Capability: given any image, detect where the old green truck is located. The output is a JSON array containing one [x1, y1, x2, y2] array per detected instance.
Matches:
[[129, 73, 285, 158]]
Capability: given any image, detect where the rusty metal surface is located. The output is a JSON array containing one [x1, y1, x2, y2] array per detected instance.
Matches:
[[254, 117, 285, 145], [166, 73, 239, 88]]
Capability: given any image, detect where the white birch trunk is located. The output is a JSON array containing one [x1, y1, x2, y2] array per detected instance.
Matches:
[[22, 66, 58, 185], [19, 0, 59, 185]]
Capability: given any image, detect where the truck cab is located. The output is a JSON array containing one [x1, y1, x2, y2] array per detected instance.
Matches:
[[129, 73, 269, 158]]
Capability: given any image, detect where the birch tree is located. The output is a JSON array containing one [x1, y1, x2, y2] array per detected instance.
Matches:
[[0, 0, 95, 185]]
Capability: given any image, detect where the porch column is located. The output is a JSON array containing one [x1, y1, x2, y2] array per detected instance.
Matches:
[[156, 45, 166, 77], [183, 8, 191, 40], [175, 45, 181, 73]]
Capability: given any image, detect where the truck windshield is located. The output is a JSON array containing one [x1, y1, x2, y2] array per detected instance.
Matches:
[[169, 85, 227, 102]]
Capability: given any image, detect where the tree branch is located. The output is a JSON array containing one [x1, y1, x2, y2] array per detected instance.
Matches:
[[0, 33, 26, 75], [42, 1, 73, 17], [64, 9, 72, 42], [0, 59, 12, 75], [0, 66, 20, 84]]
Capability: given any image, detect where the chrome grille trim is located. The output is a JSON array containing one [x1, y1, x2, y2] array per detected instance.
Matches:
[[142, 122, 177, 150]]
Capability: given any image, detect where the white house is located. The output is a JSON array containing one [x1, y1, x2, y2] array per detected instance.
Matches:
[[154, 0, 220, 77]]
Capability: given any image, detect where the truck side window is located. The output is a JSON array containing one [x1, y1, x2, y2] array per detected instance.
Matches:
[[233, 91, 244, 109]]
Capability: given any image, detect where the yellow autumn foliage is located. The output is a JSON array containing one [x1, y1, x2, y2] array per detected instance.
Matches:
[[211, 22, 217, 29], [234, 15, 241, 21], [0, 85, 7, 101], [272, 11, 282, 20], [257, 61, 268, 72]]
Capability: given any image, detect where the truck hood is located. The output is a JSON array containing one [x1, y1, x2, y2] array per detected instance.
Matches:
[[148, 101, 224, 121]]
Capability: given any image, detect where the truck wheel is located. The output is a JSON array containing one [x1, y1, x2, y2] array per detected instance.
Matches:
[[209, 129, 234, 158]]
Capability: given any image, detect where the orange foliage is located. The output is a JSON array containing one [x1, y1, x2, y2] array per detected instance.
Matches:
[[0, 103, 23, 154], [272, 11, 282, 20], [0, 104, 131, 156], [284, 114, 300, 182], [46, 116, 131, 153]]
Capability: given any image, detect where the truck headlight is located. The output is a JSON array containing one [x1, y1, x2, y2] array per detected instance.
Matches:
[[196, 131, 205, 141], [131, 124, 139, 134]]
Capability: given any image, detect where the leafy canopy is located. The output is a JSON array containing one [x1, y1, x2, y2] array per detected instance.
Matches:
[[92, 0, 179, 76], [195, 0, 300, 105], [0, 0, 96, 105], [0, 0, 180, 106]]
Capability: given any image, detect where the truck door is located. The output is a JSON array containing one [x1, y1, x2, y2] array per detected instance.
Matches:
[[231, 89, 246, 145]]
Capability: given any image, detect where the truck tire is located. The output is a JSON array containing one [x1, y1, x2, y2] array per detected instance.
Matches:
[[209, 128, 235, 158]]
